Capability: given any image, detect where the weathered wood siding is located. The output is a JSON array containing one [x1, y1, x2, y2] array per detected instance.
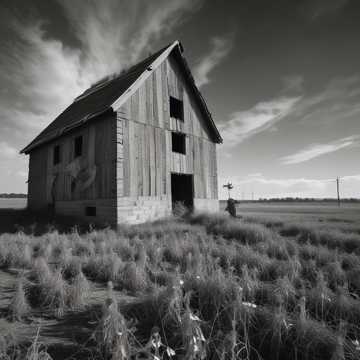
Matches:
[[115, 53, 219, 222], [28, 147, 48, 210], [28, 112, 117, 223]]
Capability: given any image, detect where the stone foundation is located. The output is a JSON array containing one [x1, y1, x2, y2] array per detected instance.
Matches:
[[55, 199, 116, 226], [54, 196, 219, 226], [117, 195, 172, 224]]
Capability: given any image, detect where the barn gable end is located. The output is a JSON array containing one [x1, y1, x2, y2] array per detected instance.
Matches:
[[115, 53, 219, 223]]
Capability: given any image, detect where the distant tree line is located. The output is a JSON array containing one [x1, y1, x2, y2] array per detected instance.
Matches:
[[0, 193, 27, 198], [253, 197, 360, 203]]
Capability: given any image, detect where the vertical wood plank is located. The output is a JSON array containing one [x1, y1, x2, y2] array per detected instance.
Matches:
[[155, 128, 161, 195], [144, 125, 150, 195], [136, 123, 143, 196], [116, 113, 124, 198], [152, 72, 159, 128], [161, 61, 170, 130], [139, 84, 147, 124], [161, 129, 166, 194], [123, 119, 130, 196], [165, 130, 171, 196], [149, 126, 156, 196], [155, 67, 163, 129], [130, 120, 138, 196], [145, 75, 152, 126]]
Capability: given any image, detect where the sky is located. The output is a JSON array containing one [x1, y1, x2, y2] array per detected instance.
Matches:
[[0, 0, 359, 199]]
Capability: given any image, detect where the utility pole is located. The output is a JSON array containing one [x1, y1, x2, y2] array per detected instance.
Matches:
[[336, 177, 341, 207]]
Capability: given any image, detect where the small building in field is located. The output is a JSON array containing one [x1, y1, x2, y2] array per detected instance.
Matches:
[[21, 41, 222, 225]]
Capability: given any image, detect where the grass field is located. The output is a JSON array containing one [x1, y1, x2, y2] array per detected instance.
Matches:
[[0, 198, 27, 209], [0, 203, 360, 359], [220, 201, 360, 222]]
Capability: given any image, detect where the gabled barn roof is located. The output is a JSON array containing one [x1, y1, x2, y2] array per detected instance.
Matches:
[[21, 41, 222, 154]]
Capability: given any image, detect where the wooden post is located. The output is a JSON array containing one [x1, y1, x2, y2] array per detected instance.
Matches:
[[336, 177, 341, 207]]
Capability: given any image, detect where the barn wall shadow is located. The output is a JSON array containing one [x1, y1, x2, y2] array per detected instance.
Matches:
[[0, 208, 109, 235]]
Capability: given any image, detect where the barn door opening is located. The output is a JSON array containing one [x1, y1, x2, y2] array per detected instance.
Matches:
[[171, 173, 194, 212]]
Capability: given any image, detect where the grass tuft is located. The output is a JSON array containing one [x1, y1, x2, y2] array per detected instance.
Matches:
[[9, 275, 30, 321], [95, 281, 131, 359]]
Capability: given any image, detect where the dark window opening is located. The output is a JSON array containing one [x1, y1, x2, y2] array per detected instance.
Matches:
[[71, 179, 76, 194], [74, 136, 83, 158], [170, 96, 184, 121], [172, 132, 186, 154], [53, 145, 60, 165], [85, 206, 96, 217]]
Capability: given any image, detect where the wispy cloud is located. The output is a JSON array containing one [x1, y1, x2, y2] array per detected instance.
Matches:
[[281, 75, 304, 93], [60, 0, 202, 76], [301, 0, 348, 19], [0, 142, 17, 158], [219, 74, 360, 150], [219, 96, 301, 148], [294, 75, 360, 124], [280, 135, 359, 165], [0, 0, 202, 191], [0, 21, 86, 137], [0, 0, 202, 137], [194, 35, 233, 88]]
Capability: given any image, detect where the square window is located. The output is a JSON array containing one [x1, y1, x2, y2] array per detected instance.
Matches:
[[85, 206, 96, 216], [53, 145, 60, 165], [172, 132, 186, 154], [170, 96, 184, 121], [74, 136, 83, 158]]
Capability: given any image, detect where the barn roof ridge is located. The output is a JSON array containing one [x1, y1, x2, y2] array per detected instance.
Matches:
[[21, 41, 222, 154]]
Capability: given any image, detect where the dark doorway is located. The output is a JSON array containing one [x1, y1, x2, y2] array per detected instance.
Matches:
[[171, 173, 194, 211]]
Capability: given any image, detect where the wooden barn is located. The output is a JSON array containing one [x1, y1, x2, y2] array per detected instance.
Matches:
[[21, 41, 222, 225]]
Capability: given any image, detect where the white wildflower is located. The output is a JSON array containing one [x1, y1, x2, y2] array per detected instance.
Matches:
[[166, 346, 176, 357], [189, 312, 201, 321], [283, 319, 293, 330], [321, 293, 331, 302], [243, 301, 257, 308], [352, 339, 360, 351], [197, 328, 206, 342], [151, 338, 163, 349]]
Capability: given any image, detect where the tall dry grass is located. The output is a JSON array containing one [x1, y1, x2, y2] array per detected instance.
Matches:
[[1, 212, 360, 359]]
